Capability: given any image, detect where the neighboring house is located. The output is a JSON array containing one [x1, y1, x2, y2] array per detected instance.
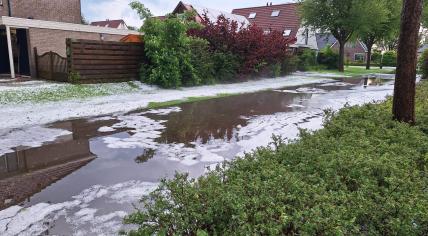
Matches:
[[316, 33, 368, 62], [232, 3, 318, 50], [156, 1, 249, 27], [0, 0, 138, 79], [91, 19, 128, 30]]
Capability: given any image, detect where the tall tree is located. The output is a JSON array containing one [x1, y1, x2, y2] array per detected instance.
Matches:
[[359, 0, 400, 69], [392, 0, 423, 123], [300, 0, 371, 72]]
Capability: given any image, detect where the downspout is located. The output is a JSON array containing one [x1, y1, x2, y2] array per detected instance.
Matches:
[[7, 0, 11, 16]]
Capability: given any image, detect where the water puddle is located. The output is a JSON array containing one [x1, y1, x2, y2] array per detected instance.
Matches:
[[0, 76, 395, 235]]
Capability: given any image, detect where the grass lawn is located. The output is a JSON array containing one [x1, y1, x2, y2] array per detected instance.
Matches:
[[311, 66, 395, 76], [125, 82, 428, 235], [0, 81, 143, 104]]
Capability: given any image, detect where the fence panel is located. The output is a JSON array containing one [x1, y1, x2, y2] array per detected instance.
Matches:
[[67, 39, 145, 83], [34, 48, 68, 82]]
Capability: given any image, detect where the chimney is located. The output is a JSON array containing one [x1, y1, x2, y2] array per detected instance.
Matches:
[[266, 2, 269, 6], [270, 2, 273, 6]]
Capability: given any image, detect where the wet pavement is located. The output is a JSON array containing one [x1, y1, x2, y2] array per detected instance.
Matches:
[[0, 75, 395, 236]]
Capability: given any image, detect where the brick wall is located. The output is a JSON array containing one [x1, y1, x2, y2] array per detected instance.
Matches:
[[0, 0, 10, 17], [1, 0, 82, 24], [29, 28, 124, 56], [332, 41, 367, 62]]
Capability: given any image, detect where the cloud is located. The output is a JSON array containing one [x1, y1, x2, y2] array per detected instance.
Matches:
[[82, 0, 296, 28]]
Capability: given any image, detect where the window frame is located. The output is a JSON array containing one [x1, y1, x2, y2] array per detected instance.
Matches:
[[248, 12, 257, 19], [271, 10, 280, 17]]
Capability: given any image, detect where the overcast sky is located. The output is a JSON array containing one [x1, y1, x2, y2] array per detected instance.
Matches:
[[82, 0, 295, 27]]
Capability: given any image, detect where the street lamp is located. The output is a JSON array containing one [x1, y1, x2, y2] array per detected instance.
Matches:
[[380, 50, 386, 69]]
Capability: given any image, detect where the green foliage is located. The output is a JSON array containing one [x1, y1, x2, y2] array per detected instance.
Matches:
[[68, 71, 81, 84], [297, 49, 317, 71], [188, 37, 215, 85], [129, 1, 152, 21], [211, 52, 240, 81], [419, 49, 428, 80], [281, 56, 299, 75], [382, 51, 397, 67], [125, 82, 428, 235], [140, 16, 199, 88], [317, 47, 339, 69]]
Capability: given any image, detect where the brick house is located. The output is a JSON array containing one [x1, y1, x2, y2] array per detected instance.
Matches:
[[316, 33, 368, 62], [232, 3, 318, 50], [155, 1, 249, 27], [91, 19, 128, 30], [0, 0, 138, 79]]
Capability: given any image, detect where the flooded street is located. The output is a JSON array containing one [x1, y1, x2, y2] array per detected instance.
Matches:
[[0, 75, 395, 235]]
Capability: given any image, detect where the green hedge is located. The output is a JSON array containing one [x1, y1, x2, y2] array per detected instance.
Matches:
[[125, 83, 428, 235]]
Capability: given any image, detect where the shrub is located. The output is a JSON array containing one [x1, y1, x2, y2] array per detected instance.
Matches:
[[125, 82, 428, 235], [419, 49, 428, 80], [381, 51, 397, 67], [68, 71, 81, 84], [317, 47, 339, 69], [190, 14, 295, 75], [281, 55, 298, 75], [297, 49, 317, 71], [211, 51, 240, 82]]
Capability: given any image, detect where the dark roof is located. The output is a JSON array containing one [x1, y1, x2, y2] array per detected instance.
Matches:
[[316, 33, 337, 50], [232, 3, 301, 38], [90, 19, 126, 28]]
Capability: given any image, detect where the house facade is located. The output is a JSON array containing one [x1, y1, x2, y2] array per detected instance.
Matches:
[[91, 19, 128, 30], [232, 3, 318, 50], [0, 0, 138, 79], [316, 33, 368, 62]]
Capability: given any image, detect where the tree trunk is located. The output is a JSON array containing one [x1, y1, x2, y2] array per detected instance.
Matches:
[[338, 41, 345, 72], [366, 44, 373, 70], [392, 0, 423, 124]]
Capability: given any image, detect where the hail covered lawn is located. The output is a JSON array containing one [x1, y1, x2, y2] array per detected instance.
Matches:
[[0, 75, 332, 131]]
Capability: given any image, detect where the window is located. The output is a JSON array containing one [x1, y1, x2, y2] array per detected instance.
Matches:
[[248, 13, 257, 19], [263, 29, 271, 35], [283, 30, 292, 36], [354, 53, 365, 62], [271, 10, 280, 17]]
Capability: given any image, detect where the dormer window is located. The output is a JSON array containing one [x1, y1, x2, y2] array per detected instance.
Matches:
[[283, 30, 292, 36], [271, 10, 280, 17], [248, 13, 257, 19]]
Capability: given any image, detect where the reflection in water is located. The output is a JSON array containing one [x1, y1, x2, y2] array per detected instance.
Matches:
[[0, 76, 393, 212]]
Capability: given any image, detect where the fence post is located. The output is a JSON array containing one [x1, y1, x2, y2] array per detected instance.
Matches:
[[49, 51, 54, 80], [33, 47, 39, 78], [66, 38, 73, 81]]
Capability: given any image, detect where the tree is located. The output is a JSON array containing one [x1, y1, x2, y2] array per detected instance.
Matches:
[[392, 0, 423, 123], [129, 1, 152, 22], [300, 0, 372, 72], [359, 0, 400, 69]]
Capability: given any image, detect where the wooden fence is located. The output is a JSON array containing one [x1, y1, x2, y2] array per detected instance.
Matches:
[[34, 48, 68, 81], [66, 39, 145, 83]]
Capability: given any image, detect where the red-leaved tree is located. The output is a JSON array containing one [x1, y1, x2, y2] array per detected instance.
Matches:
[[189, 14, 296, 74]]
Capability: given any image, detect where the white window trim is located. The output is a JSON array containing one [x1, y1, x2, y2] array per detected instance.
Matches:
[[283, 29, 292, 36], [248, 13, 257, 19], [0, 16, 141, 35], [354, 53, 365, 61], [271, 10, 280, 17]]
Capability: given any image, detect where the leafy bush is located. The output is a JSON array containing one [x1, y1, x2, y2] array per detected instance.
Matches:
[[419, 49, 428, 80], [211, 51, 240, 81], [190, 14, 295, 75], [281, 55, 299, 75], [125, 82, 428, 235], [317, 47, 339, 69], [297, 49, 317, 71], [382, 51, 397, 67]]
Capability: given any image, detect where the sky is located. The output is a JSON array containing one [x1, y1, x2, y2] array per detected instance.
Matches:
[[82, 0, 295, 27]]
